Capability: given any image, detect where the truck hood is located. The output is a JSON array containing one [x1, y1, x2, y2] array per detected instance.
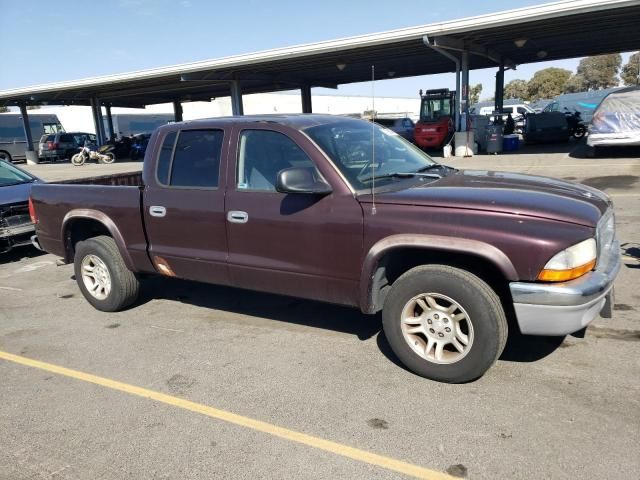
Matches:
[[368, 169, 610, 227], [0, 181, 34, 207]]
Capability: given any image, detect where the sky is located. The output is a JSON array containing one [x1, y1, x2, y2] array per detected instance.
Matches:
[[0, 0, 634, 102]]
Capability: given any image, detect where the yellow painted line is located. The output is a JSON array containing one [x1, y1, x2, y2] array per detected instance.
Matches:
[[0, 351, 453, 480], [521, 163, 639, 168]]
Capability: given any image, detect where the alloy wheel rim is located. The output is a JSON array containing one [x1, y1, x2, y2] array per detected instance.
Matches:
[[400, 293, 474, 364], [81, 254, 112, 300]]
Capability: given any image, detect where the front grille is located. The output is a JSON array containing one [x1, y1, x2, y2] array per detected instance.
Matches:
[[596, 208, 616, 269], [0, 202, 32, 237]]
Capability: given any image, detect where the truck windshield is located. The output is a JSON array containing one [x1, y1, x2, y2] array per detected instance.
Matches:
[[0, 161, 34, 186], [420, 97, 451, 122], [304, 118, 437, 191]]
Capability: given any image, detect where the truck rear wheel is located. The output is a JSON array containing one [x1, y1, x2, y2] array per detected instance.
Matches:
[[74, 235, 139, 312], [382, 264, 507, 383]]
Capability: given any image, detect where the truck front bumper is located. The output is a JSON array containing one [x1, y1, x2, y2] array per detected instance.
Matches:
[[509, 240, 621, 336]]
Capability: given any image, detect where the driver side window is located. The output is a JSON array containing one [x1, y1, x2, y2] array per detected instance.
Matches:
[[236, 130, 314, 192]]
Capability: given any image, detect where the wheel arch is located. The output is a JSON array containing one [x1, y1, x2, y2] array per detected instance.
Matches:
[[360, 234, 518, 314], [61, 209, 134, 269]]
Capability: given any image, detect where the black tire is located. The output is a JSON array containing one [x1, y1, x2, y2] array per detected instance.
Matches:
[[382, 264, 507, 383], [98, 152, 115, 164], [573, 126, 586, 139], [0, 151, 11, 162], [73, 235, 139, 312]]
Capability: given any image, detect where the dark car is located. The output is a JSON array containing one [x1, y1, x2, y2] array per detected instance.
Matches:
[[0, 159, 38, 253], [38, 132, 97, 161], [30, 115, 619, 383], [374, 117, 415, 142]]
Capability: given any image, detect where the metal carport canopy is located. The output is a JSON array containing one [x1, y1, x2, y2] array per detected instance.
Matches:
[[1, 0, 639, 108]]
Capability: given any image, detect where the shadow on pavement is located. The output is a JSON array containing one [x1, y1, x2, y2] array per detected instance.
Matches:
[[136, 275, 566, 365], [138, 276, 381, 341], [0, 245, 46, 265], [499, 332, 565, 363], [570, 143, 640, 159]]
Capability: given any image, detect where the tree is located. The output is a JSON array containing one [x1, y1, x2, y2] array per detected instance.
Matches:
[[469, 84, 482, 105], [621, 51, 640, 86], [504, 79, 529, 100], [564, 74, 587, 93], [527, 68, 572, 100], [575, 54, 622, 90], [0, 106, 8, 113]]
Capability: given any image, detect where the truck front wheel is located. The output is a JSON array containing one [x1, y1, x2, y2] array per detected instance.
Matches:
[[74, 235, 139, 312], [382, 265, 507, 383]]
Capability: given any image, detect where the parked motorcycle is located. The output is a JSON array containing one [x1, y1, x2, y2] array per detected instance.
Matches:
[[564, 109, 587, 139], [129, 133, 151, 161], [71, 142, 116, 166]]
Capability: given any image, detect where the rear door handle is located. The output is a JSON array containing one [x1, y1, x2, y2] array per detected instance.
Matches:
[[149, 206, 166, 217], [227, 210, 248, 224]]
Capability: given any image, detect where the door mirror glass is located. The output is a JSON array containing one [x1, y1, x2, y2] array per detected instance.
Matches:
[[276, 167, 332, 195]]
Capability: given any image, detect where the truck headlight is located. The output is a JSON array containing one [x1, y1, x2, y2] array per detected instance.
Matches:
[[537, 238, 597, 282]]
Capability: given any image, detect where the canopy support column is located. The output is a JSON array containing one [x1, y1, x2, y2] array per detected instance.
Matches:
[[105, 103, 115, 140], [90, 96, 106, 145], [230, 79, 244, 116], [454, 63, 461, 131], [423, 35, 461, 131], [19, 103, 38, 164], [495, 60, 505, 114], [461, 50, 470, 131], [301, 86, 312, 113], [173, 100, 183, 122], [18, 103, 34, 152]]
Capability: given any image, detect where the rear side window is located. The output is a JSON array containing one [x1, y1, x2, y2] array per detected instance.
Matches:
[[157, 129, 224, 188], [157, 131, 176, 185], [59, 134, 74, 142]]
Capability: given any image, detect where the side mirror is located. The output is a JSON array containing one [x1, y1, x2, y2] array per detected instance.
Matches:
[[276, 167, 332, 195]]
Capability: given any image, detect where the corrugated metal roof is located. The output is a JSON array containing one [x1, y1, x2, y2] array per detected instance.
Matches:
[[1, 0, 638, 107]]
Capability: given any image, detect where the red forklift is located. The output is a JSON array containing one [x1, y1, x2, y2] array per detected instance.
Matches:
[[414, 88, 456, 149]]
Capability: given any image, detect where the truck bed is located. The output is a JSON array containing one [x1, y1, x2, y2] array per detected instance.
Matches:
[[30, 174, 151, 272], [57, 171, 143, 187]]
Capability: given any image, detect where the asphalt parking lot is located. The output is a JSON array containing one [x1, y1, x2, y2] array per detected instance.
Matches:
[[2, 148, 639, 479]]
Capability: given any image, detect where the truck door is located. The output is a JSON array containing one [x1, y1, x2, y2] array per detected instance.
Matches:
[[224, 125, 364, 307], [143, 128, 230, 285]]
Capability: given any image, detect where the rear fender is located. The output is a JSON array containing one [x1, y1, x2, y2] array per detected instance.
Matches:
[[61, 209, 134, 270]]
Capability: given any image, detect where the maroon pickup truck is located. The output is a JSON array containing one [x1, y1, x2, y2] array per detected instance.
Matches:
[[30, 115, 620, 383]]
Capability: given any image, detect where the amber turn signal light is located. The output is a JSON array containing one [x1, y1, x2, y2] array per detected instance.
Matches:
[[153, 256, 176, 277], [537, 259, 596, 282]]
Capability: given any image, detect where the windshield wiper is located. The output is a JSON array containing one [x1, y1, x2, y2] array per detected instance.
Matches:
[[416, 164, 444, 172], [360, 171, 442, 183]]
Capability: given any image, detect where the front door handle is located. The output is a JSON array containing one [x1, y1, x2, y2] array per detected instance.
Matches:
[[149, 206, 166, 218], [227, 210, 248, 224]]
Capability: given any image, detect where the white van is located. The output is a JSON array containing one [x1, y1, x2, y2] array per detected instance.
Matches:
[[0, 113, 64, 162], [478, 104, 534, 117]]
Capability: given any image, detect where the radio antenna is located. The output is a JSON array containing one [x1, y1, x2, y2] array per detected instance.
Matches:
[[370, 65, 377, 215]]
